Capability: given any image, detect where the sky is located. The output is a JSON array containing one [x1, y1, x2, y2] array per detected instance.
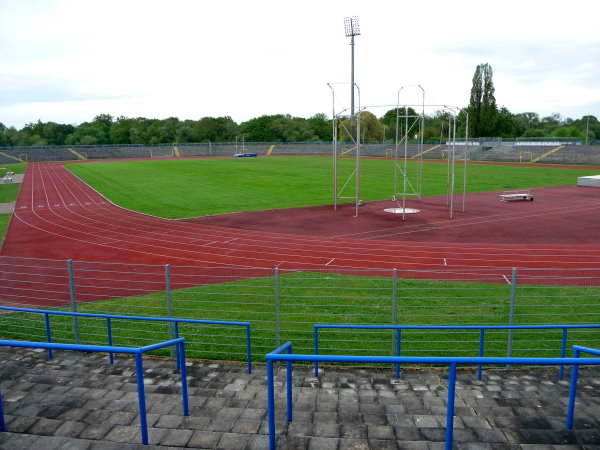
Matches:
[[0, 0, 598, 129]]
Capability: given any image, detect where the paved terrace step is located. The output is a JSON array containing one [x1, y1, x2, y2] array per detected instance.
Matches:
[[1, 347, 600, 449]]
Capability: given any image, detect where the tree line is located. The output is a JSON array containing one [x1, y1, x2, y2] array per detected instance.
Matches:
[[0, 63, 597, 147]]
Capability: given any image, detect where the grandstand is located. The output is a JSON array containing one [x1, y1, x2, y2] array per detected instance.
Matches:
[[0, 142, 599, 165]]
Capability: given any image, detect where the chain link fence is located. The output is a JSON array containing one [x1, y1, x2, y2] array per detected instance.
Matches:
[[1, 256, 599, 362]]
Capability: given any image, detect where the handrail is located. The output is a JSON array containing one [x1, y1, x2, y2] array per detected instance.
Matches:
[[566, 345, 600, 430], [0, 305, 252, 373], [0, 337, 188, 445], [266, 342, 600, 450], [313, 323, 600, 379]]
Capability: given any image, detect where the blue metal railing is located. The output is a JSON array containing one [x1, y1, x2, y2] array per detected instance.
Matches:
[[0, 306, 252, 373], [566, 345, 600, 430], [266, 342, 600, 450], [313, 324, 600, 379], [0, 338, 188, 445]]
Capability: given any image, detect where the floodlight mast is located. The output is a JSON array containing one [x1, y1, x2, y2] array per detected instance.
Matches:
[[344, 16, 360, 138]]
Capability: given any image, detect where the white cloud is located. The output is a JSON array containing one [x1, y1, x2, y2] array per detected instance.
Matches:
[[0, 0, 598, 128]]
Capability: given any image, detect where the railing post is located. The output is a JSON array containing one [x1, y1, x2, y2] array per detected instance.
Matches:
[[477, 329, 485, 380], [165, 264, 175, 359], [395, 328, 401, 378], [135, 352, 149, 445], [275, 266, 280, 348], [179, 341, 189, 416], [314, 326, 319, 377], [559, 328, 568, 380], [286, 344, 293, 423], [507, 268, 518, 364], [445, 363, 457, 450], [45, 313, 53, 359], [391, 268, 398, 366], [267, 359, 276, 450], [67, 260, 80, 345], [566, 348, 580, 430], [246, 325, 253, 374], [106, 317, 114, 364]]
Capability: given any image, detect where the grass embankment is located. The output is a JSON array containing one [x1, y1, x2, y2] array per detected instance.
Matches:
[[66, 157, 593, 219], [2, 272, 597, 363]]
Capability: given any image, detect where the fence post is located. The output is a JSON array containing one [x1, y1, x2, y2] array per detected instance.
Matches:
[[507, 267, 518, 362], [165, 264, 175, 359], [67, 260, 80, 344], [391, 268, 398, 360], [275, 266, 280, 348]]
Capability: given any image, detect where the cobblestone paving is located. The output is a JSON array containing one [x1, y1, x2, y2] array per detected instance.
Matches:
[[0, 347, 599, 449]]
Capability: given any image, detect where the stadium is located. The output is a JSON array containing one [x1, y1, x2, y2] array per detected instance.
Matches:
[[1, 141, 599, 448]]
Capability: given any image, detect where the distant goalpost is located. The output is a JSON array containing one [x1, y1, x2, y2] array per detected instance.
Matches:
[[149, 147, 175, 159]]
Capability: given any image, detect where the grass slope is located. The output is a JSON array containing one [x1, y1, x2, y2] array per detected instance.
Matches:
[[66, 157, 592, 219]]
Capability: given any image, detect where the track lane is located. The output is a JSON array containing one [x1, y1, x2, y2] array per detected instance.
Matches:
[[3, 162, 600, 272]]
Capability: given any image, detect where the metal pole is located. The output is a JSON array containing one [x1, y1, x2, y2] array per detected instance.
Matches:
[[585, 115, 589, 146], [566, 349, 580, 430], [402, 107, 409, 221], [350, 31, 355, 139], [418, 86, 425, 198], [507, 268, 518, 362], [267, 360, 276, 450], [391, 268, 398, 360], [355, 109, 361, 217], [165, 264, 175, 359], [445, 363, 457, 450], [179, 341, 189, 416], [275, 267, 280, 347], [135, 353, 149, 445], [329, 83, 338, 211], [462, 113, 469, 213], [67, 259, 80, 345], [449, 116, 456, 219]]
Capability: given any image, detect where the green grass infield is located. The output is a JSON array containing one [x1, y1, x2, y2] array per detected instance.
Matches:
[[66, 157, 593, 219]]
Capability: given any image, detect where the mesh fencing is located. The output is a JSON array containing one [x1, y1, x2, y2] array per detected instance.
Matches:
[[1, 256, 599, 362]]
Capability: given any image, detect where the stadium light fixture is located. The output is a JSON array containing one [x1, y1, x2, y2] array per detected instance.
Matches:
[[344, 16, 360, 139]]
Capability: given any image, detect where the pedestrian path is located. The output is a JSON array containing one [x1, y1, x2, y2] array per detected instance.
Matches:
[[0, 347, 599, 449]]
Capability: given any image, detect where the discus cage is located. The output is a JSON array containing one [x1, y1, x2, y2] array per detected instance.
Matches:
[[329, 82, 362, 217], [328, 85, 470, 220]]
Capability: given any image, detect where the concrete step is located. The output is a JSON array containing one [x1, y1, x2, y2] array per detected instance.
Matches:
[[1, 347, 600, 448]]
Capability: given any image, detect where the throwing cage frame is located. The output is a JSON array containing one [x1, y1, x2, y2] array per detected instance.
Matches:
[[329, 82, 470, 219], [329, 82, 362, 217]]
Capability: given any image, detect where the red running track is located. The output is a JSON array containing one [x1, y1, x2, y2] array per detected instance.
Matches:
[[2, 161, 600, 271]]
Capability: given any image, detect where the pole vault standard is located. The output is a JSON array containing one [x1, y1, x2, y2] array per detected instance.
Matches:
[[329, 82, 361, 217]]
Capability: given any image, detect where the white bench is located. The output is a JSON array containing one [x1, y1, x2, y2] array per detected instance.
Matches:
[[500, 190, 533, 202]]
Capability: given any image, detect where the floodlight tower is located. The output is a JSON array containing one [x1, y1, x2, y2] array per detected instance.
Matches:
[[344, 16, 360, 138]]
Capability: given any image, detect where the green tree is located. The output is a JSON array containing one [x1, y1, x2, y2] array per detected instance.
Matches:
[[513, 112, 540, 137], [146, 117, 180, 144], [553, 126, 584, 139], [467, 63, 498, 137], [193, 116, 239, 142], [307, 113, 332, 141], [240, 115, 285, 142], [495, 107, 515, 138], [539, 113, 563, 136], [339, 111, 385, 142], [380, 107, 418, 142]]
